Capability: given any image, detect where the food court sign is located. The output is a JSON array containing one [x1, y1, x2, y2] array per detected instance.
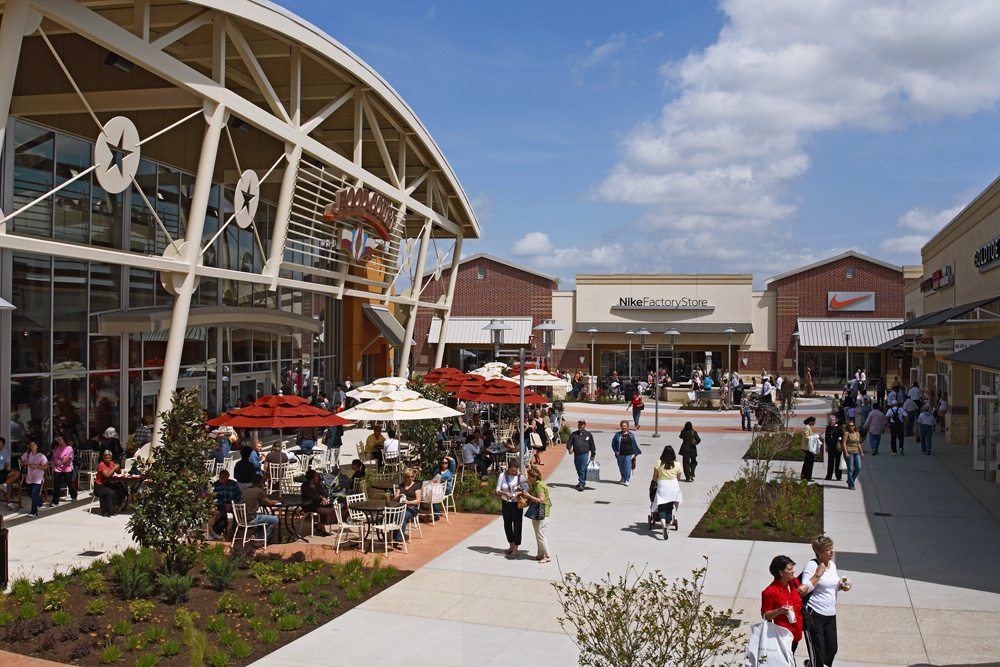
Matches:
[[975, 235, 1000, 273], [611, 296, 714, 310]]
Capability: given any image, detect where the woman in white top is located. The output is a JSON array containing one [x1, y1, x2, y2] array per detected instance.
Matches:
[[917, 404, 936, 454], [496, 461, 529, 559], [935, 393, 948, 433], [801, 534, 852, 667]]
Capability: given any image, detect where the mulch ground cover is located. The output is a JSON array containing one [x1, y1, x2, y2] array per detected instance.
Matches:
[[743, 432, 807, 461], [690, 478, 824, 543], [0, 547, 407, 667]]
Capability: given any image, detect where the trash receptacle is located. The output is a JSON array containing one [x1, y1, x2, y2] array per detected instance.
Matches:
[[0, 515, 8, 589]]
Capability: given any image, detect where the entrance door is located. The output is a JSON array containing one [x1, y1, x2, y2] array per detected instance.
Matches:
[[142, 376, 207, 423], [973, 394, 998, 477], [230, 371, 271, 408]]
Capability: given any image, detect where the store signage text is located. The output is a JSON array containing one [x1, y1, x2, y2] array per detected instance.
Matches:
[[913, 337, 934, 352], [827, 292, 874, 312], [322, 186, 396, 241], [920, 265, 954, 293], [975, 235, 1000, 273], [954, 339, 984, 353], [612, 296, 713, 310], [933, 336, 954, 355]]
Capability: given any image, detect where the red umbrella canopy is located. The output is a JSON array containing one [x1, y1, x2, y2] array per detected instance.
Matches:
[[507, 363, 538, 375], [422, 367, 464, 384], [444, 373, 485, 393], [457, 378, 548, 405], [207, 394, 352, 428]]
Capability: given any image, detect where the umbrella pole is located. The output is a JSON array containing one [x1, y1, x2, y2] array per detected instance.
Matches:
[[519, 348, 525, 475]]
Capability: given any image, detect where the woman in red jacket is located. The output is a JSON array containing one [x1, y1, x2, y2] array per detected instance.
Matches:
[[761, 555, 808, 654]]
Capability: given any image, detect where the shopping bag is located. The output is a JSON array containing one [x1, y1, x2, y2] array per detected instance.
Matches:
[[585, 459, 601, 482], [807, 434, 822, 455], [687, 391, 697, 401], [744, 621, 794, 667]]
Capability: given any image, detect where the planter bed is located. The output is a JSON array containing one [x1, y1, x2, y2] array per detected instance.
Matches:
[[690, 477, 823, 543]]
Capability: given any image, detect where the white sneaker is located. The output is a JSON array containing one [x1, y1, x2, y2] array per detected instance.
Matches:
[[0, 483, 6, 493], [624, 481, 630, 486], [6, 503, 13, 510]]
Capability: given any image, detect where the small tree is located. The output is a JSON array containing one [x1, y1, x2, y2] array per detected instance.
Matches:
[[553, 559, 742, 667], [127, 388, 214, 575], [403, 379, 450, 473]]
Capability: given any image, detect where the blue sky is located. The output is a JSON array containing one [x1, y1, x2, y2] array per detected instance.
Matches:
[[277, 0, 1000, 286]]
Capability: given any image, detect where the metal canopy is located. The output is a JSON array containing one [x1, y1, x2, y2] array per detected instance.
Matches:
[[361, 303, 410, 347], [944, 335, 1000, 371], [797, 318, 902, 347]]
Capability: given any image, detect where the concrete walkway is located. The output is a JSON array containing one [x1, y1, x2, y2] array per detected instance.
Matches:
[[249, 398, 1000, 667]]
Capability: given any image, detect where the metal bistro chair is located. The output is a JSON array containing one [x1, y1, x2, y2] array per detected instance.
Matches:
[[333, 502, 363, 552], [371, 505, 407, 555], [382, 448, 402, 473], [266, 462, 288, 494], [356, 443, 377, 468], [231, 503, 267, 549], [420, 481, 448, 526]]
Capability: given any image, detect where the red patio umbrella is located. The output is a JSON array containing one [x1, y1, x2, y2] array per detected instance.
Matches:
[[422, 367, 464, 384], [507, 363, 538, 375], [456, 378, 547, 405], [207, 394, 352, 429], [444, 373, 485, 393]]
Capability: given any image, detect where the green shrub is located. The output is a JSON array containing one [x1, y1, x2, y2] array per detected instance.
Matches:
[[112, 619, 134, 636], [144, 626, 165, 642], [269, 591, 288, 606], [312, 575, 330, 587], [173, 608, 200, 629], [296, 582, 313, 595], [231, 639, 252, 659], [255, 573, 282, 592], [206, 615, 226, 633], [258, 628, 278, 644], [160, 638, 182, 656], [303, 612, 318, 625], [116, 567, 156, 600], [237, 602, 256, 618], [248, 617, 267, 632], [344, 587, 361, 601], [82, 571, 106, 596], [277, 614, 302, 631], [282, 562, 307, 582], [43, 584, 70, 611], [135, 653, 160, 667], [202, 552, 241, 592], [100, 645, 123, 663], [51, 610, 71, 626], [268, 561, 284, 573], [0, 611, 14, 626], [87, 598, 109, 616], [209, 649, 229, 667], [156, 573, 192, 604], [218, 628, 239, 646], [216, 592, 241, 615], [18, 603, 38, 620], [129, 599, 156, 622], [125, 634, 148, 651], [11, 578, 34, 604]]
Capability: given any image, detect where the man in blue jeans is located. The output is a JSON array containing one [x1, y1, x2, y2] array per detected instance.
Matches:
[[611, 420, 640, 486], [566, 420, 596, 492], [241, 474, 279, 540]]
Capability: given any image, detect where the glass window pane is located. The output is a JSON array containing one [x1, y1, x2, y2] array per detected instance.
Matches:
[[90, 263, 121, 328], [129, 268, 154, 308], [221, 187, 238, 271], [12, 122, 54, 237], [11, 375, 49, 453], [130, 159, 157, 254], [155, 165, 180, 255], [91, 175, 123, 249], [53, 258, 88, 367], [54, 133, 91, 243], [90, 335, 120, 371], [90, 372, 119, 439], [11, 253, 51, 374], [53, 375, 87, 446]]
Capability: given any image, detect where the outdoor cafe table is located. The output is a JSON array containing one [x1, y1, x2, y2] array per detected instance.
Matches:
[[109, 474, 145, 511], [369, 480, 396, 494], [347, 499, 402, 552], [484, 448, 508, 474], [266, 494, 308, 544]]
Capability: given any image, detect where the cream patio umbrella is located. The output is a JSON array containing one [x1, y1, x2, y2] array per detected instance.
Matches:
[[513, 368, 569, 387], [470, 362, 509, 381], [346, 376, 409, 400], [337, 388, 462, 422]]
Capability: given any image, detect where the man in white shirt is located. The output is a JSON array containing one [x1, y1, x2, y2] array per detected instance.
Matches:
[[902, 396, 919, 436], [462, 435, 488, 480], [907, 382, 922, 405], [885, 403, 906, 455], [760, 375, 773, 403]]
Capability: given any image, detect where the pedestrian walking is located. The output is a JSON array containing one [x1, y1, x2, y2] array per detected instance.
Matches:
[[741, 392, 753, 431], [936, 393, 949, 432], [20, 441, 48, 517], [801, 535, 853, 667], [566, 420, 596, 491], [628, 391, 644, 429], [50, 435, 77, 505], [917, 404, 935, 454], [678, 421, 700, 482], [650, 446, 682, 540], [885, 402, 906, 455], [496, 460, 528, 559], [862, 403, 886, 455], [522, 466, 551, 563], [823, 415, 844, 481], [611, 420, 640, 486], [800, 416, 818, 481], [842, 422, 864, 490]]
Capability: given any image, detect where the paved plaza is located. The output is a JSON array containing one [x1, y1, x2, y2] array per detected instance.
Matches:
[[5, 398, 1000, 666]]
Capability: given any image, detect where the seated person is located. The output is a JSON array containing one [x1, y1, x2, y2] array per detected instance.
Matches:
[[383, 427, 400, 461], [233, 446, 257, 491], [391, 468, 422, 548], [263, 443, 289, 480], [431, 456, 456, 521], [365, 424, 386, 468], [210, 469, 242, 538], [462, 434, 488, 480], [207, 438, 226, 465], [93, 450, 122, 517], [300, 469, 336, 536], [241, 474, 279, 541], [344, 459, 366, 495], [250, 440, 264, 474], [0, 437, 22, 510]]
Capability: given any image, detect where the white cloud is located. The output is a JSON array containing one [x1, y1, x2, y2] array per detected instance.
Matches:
[[595, 0, 1000, 270], [511, 232, 554, 256], [877, 200, 967, 258], [571, 31, 663, 83]]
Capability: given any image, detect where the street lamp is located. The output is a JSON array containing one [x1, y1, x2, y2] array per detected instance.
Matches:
[[626, 330, 635, 386], [844, 330, 851, 385], [485, 319, 511, 362], [724, 327, 736, 408], [792, 331, 800, 385], [587, 327, 598, 392]]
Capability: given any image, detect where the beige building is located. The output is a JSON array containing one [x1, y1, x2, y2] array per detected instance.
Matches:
[[896, 174, 1000, 481]]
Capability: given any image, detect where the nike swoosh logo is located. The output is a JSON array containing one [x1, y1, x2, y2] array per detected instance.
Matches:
[[830, 294, 871, 309]]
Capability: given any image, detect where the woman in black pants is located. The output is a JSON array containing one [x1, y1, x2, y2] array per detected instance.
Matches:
[[496, 460, 528, 559], [678, 422, 700, 482], [801, 534, 853, 666]]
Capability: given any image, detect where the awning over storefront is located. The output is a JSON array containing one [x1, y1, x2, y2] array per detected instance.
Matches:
[[428, 316, 532, 345], [797, 318, 902, 347], [361, 303, 411, 347], [98, 306, 322, 335], [945, 335, 1000, 371], [572, 322, 753, 334], [890, 297, 998, 330], [889, 308, 948, 331], [878, 333, 917, 350]]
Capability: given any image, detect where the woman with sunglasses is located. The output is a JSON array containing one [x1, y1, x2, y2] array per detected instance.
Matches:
[[842, 421, 865, 490]]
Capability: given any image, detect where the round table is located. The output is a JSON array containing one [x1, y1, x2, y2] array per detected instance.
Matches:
[[266, 493, 308, 543], [347, 499, 402, 552], [108, 474, 145, 511], [369, 480, 397, 493]]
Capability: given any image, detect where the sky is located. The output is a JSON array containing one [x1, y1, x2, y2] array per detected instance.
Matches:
[[276, 0, 1000, 287]]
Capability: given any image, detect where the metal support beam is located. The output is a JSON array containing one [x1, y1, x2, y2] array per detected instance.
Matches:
[[397, 221, 432, 377], [150, 102, 226, 450], [0, 0, 31, 156], [266, 143, 301, 286], [433, 234, 463, 368]]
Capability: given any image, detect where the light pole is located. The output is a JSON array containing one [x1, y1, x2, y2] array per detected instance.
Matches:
[[485, 319, 511, 362], [636, 329, 654, 436], [663, 329, 679, 437], [587, 327, 598, 397], [844, 330, 851, 385], [724, 327, 735, 408], [792, 331, 800, 385], [626, 330, 634, 386]]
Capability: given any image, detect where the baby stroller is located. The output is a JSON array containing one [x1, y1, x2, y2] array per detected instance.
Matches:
[[647, 481, 679, 532]]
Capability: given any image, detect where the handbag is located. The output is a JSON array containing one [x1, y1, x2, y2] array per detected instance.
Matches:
[[744, 621, 794, 667], [517, 495, 532, 509], [524, 501, 542, 520]]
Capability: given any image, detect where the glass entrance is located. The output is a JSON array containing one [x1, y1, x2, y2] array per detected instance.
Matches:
[[142, 376, 207, 424], [973, 394, 998, 477]]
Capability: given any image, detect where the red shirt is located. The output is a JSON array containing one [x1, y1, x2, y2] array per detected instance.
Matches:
[[96, 461, 118, 485], [630, 396, 643, 410], [761, 578, 803, 641]]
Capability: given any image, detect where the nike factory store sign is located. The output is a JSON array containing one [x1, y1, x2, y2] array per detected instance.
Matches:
[[828, 292, 875, 312], [611, 296, 714, 310]]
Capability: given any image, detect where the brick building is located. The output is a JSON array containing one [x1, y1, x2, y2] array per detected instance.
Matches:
[[411, 254, 559, 374]]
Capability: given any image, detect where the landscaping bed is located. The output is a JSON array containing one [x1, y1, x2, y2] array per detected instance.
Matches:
[[744, 431, 807, 461], [691, 476, 823, 542], [0, 545, 404, 667]]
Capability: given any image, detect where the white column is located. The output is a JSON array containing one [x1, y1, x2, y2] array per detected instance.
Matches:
[[266, 143, 302, 285], [0, 0, 31, 153], [396, 221, 432, 377], [432, 232, 463, 368], [151, 102, 226, 449]]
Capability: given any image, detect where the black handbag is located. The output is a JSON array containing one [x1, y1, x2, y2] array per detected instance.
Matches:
[[797, 558, 820, 631]]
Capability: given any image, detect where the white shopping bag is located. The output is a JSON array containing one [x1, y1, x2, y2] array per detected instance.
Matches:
[[744, 621, 794, 667], [807, 434, 822, 455], [585, 459, 601, 482], [687, 390, 697, 401]]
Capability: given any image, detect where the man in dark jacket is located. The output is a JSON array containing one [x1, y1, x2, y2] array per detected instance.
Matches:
[[824, 415, 845, 481], [233, 446, 257, 490], [611, 420, 641, 486], [566, 420, 596, 492]]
